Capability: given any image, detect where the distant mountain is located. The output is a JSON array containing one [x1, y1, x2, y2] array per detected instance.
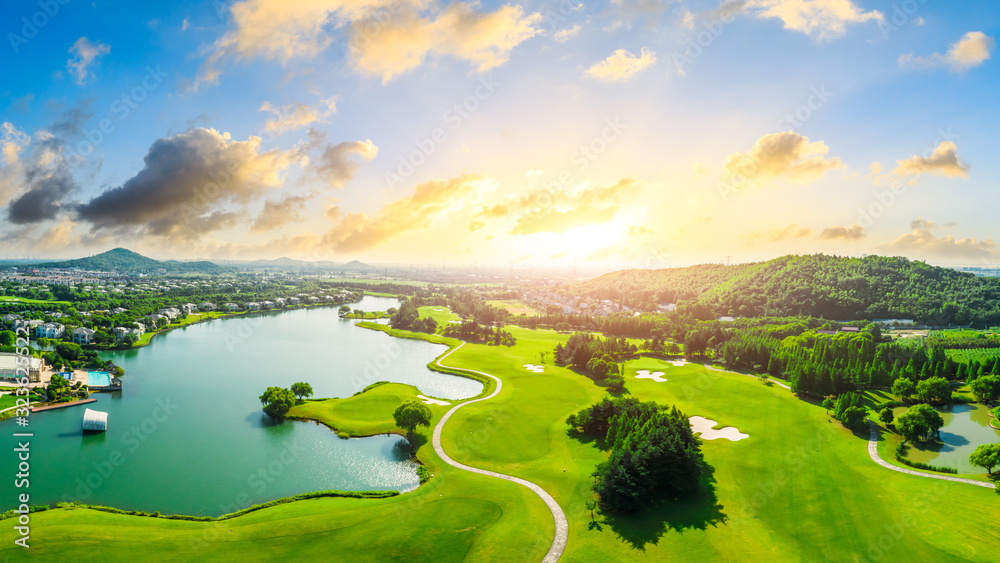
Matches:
[[340, 260, 374, 270], [35, 248, 224, 274], [573, 254, 1000, 324]]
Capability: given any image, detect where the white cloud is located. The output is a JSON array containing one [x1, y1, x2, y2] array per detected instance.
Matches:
[[259, 97, 338, 134], [67, 37, 111, 85], [197, 0, 540, 87], [879, 229, 995, 261], [893, 142, 970, 179], [740, 0, 884, 41], [553, 24, 582, 42], [722, 131, 843, 188], [586, 47, 656, 82], [899, 31, 994, 72]]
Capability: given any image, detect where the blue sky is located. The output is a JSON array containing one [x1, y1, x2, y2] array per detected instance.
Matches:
[[1, 0, 997, 267]]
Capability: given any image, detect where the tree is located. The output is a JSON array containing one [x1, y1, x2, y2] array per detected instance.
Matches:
[[822, 397, 835, 414], [878, 407, 894, 426], [393, 400, 432, 437], [339, 305, 351, 317], [259, 386, 296, 419], [93, 330, 113, 346], [123, 333, 138, 346], [970, 375, 1000, 403], [969, 443, 1000, 474], [290, 382, 313, 400], [841, 406, 868, 432], [916, 376, 951, 404], [891, 378, 916, 400], [896, 403, 944, 443], [353, 309, 365, 319]]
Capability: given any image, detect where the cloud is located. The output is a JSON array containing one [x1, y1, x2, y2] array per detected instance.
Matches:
[[468, 220, 485, 232], [251, 195, 311, 232], [312, 138, 378, 188], [553, 24, 582, 42], [198, 0, 539, 87], [879, 229, 995, 261], [745, 224, 815, 244], [511, 178, 641, 235], [892, 142, 969, 179], [738, 0, 883, 40], [586, 48, 656, 82], [722, 131, 843, 188], [817, 223, 864, 240], [549, 250, 569, 260], [76, 128, 305, 240], [67, 37, 111, 85], [0, 123, 30, 203], [899, 31, 994, 72], [910, 217, 935, 230], [322, 174, 491, 252], [584, 246, 617, 262], [259, 97, 338, 134]]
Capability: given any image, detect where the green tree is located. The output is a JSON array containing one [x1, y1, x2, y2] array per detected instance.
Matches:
[[123, 333, 138, 346], [970, 375, 1000, 403], [916, 376, 951, 404], [896, 404, 944, 443], [822, 397, 835, 414], [259, 386, 296, 419], [393, 400, 432, 437], [969, 443, 1000, 474], [891, 378, 916, 400], [290, 382, 313, 400], [878, 407, 894, 426], [841, 406, 868, 432], [339, 305, 351, 317]]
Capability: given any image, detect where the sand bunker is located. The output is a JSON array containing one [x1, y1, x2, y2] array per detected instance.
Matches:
[[417, 395, 450, 406], [523, 364, 545, 373], [689, 416, 749, 441], [668, 359, 687, 367], [634, 370, 667, 382]]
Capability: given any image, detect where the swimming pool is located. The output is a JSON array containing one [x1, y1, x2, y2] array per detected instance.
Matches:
[[87, 371, 111, 387]]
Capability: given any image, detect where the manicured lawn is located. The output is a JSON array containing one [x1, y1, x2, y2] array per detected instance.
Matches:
[[486, 300, 538, 316], [419, 306, 460, 326], [0, 295, 70, 305], [6, 325, 999, 561]]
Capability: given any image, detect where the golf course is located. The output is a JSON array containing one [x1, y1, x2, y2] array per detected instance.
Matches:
[[3, 321, 999, 562]]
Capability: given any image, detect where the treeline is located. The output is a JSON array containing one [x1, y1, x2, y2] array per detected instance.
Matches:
[[573, 254, 1000, 326]]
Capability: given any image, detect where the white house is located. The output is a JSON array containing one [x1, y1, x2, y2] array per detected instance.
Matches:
[[72, 327, 96, 345], [181, 303, 198, 314], [113, 326, 145, 342], [199, 302, 217, 312], [36, 323, 65, 338], [157, 307, 181, 320], [261, 300, 275, 309], [274, 297, 287, 307], [289, 297, 301, 305], [245, 302, 261, 311], [13, 319, 43, 332], [111, 307, 129, 314], [225, 303, 240, 312]]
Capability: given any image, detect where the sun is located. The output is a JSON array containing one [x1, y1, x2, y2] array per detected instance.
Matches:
[[518, 224, 624, 262]]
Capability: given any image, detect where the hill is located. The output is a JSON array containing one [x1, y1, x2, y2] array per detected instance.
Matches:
[[35, 248, 224, 274], [340, 260, 374, 270], [573, 254, 1000, 325]]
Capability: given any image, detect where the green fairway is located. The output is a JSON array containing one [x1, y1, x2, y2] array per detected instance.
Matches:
[[0, 295, 70, 305], [419, 305, 460, 326], [4, 325, 999, 562], [486, 299, 538, 316]]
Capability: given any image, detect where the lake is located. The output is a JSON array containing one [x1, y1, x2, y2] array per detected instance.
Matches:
[[894, 402, 1000, 474], [1, 296, 481, 516]]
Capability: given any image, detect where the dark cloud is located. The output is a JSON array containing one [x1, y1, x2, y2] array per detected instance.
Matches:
[[251, 195, 310, 233], [76, 127, 304, 240]]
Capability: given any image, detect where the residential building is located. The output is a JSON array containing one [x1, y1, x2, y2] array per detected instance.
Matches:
[[72, 327, 96, 345], [36, 323, 65, 338], [225, 303, 240, 312], [245, 302, 261, 311], [199, 302, 217, 312], [0, 352, 42, 383], [181, 303, 198, 314], [158, 307, 181, 320]]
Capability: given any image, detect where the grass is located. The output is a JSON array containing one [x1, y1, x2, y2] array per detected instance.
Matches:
[[419, 306, 460, 326], [486, 299, 538, 316], [6, 325, 1000, 561], [0, 295, 70, 305]]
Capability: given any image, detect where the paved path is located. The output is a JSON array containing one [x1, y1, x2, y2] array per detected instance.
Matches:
[[866, 421, 996, 490], [433, 343, 568, 563]]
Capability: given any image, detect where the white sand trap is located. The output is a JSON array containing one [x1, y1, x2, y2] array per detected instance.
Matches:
[[689, 416, 749, 441], [634, 370, 667, 382], [523, 364, 545, 373], [668, 359, 687, 367], [417, 395, 450, 406]]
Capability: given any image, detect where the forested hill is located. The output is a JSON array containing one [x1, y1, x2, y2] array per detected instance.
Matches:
[[35, 248, 225, 274], [573, 254, 1000, 325]]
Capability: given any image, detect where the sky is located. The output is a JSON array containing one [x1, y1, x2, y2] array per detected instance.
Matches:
[[0, 0, 997, 269]]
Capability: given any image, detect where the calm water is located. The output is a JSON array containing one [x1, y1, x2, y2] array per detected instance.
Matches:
[[1, 296, 480, 515], [896, 403, 1000, 474]]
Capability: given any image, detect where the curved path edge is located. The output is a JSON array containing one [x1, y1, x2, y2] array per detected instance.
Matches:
[[866, 420, 996, 490], [432, 343, 568, 563]]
